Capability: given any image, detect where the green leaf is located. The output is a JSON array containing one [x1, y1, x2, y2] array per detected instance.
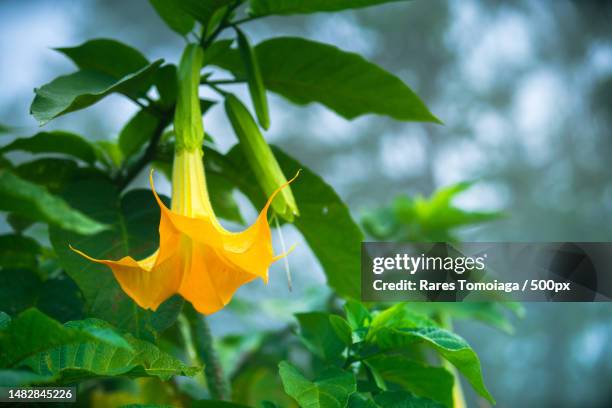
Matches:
[[5, 213, 34, 234], [192, 401, 251, 408], [0, 369, 54, 387], [121, 406, 175, 408], [278, 361, 356, 408], [0, 168, 107, 235], [348, 393, 380, 408], [329, 315, 352, 347], [295, 312, 347, 364], [368, 303, 437, 337], [177, 0, 234, 27], [23, 319, 197, 383], [213, 37, 439, 123], [36, 275, 85, 323], [0, 123, 12, 134], [374, 391, 445, 408], [48, 173, 181, 339], [203, 39, 234, 67], [368, 326, 494, 404], [0, 308, 130, 367], [231, 364, 294, 407], [349, 392, 444, 408], [119, 109, 162, 159], [155, 64, 178, 108], [0, 269, 41, 316], [149, 0, 195, 35], [364, 183, 504, 242], [344, 300, 372, 330], [56, 39, 149, 77], [0, 234, 40, 270], [0, 131, 97, 164], [13, 158, 79, 193], [406, 303, 518, 334], [31, 62, 162, 125], [207, 172, 244, 224], [249, 0, 409, 16], [204, 145, 363, 299], [236, 28, 270, 129], [365, 354, 454, 408], [96, 140, 124, 168], [411, 182, 504, 232], [0, 312, 10, 329]]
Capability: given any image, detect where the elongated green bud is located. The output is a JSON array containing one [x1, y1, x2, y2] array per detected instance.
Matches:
[[236, 28, 270, 130], [174, 44, 204, 152], [224, 94, 298, 221]]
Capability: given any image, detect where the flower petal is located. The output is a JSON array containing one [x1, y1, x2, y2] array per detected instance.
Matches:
[[69, 245, 181, 311]]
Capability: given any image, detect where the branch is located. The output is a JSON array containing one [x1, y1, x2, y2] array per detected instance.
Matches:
[[206, 78, 246, 85], [117, 111, 172, 190], [200, 1, 242, 50], [232, 15, 263, 26], [185, 304, 229, 400]]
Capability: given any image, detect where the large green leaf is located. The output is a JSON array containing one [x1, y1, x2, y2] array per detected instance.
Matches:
[[0, 234, 40, 270], [213, 37, 439, 123], [0, 308, 129, 368], [192, 401, 251, 408], [365, 354, 454, 408], [207, 172, 245, 224], [149, 0, 195, 35], [49, 173, 182, 340], [279, 361, 356, 408], [0, 168, 107, 235], [14, 158, 80, 194], [23, 319, 198, 383], [368, 326, 493, 404], [31, 63, 162, 125], [35, 275, 85, 323], [0, 269, 41, 316], [373, 391, 445, 408], [348, 391, 445, 408], [368, 303, 437, 335], [249, 0, 408, 16], [204, 145, 363, 299], [406, 302, 519, 334], [0, 131, 97, 164], [0, 369, 54, 387], [55, 39, 149, 78], [155, 64, 179, 108], [119, 109, 162, 159], [295, 312, 347, 364]]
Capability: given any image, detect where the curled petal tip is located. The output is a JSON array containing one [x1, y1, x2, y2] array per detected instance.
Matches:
[[289, 169, 302, 183], [69, 244, 98, 263]]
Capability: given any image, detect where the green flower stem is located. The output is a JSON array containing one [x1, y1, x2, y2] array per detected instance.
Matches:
[[184, 304, 229, 400]]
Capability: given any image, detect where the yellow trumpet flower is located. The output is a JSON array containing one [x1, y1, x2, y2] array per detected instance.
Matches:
[[72, 149, 296, 315], [71, 44, 297, 315]]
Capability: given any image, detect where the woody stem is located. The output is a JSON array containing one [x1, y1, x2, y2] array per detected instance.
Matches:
[[185, 304, 229, 400]]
